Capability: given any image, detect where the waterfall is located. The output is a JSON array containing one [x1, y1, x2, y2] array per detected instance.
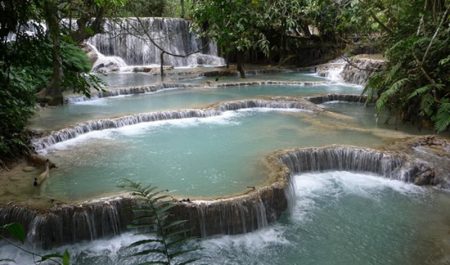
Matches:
[[32, 98, 318, 151], [0, 198, 133, 249], [85, 43, 128, 73], [172, 186, 286, 238], [306, 94, 367, 104], [316, 59, 346, 82], [278, 146, 435, 185], [88, 17, 225, 70], [1, 144, 437, 248]]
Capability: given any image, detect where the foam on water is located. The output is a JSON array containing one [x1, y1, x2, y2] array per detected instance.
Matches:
[[291, 172, 424, 221], [236, 107, 313, 113]]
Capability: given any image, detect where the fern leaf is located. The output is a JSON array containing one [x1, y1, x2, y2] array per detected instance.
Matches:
[[128, 248, 167, 257], [376, 78, 409, 111], [177, 258, 200, 265], [163, 220, 188, 231], [420, 93, 435, 116], [406, 85, 433, 100], [434, 102, 450, 132], [127, 239, 165, 249]]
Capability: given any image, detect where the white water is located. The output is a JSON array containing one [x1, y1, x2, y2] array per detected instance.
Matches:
[[87, 18, 225, 70], [4, 171, 445, 265], [86, 43, 127, 72]]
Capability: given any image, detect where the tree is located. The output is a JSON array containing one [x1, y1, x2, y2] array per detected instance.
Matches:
[[191, 0, 270, 77], [361, 0, 450, 132]]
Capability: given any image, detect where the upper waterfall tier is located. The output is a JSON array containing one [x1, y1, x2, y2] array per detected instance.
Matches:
[[87, 17, 225, 68]]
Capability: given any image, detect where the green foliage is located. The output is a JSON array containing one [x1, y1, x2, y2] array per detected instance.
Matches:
[[1, 223, 26, 243], [118, 0, 167, 17], [120, 180, 199, 265], [192, 0, 270, 57], [1, 223, 71, 265], [0, 67, 36, 160], [363, 1, 450, 132]]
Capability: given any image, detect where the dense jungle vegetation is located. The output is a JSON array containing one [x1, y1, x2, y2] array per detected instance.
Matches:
[[0, 0, 449, 163]]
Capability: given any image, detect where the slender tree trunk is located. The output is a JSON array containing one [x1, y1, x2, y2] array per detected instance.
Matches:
[[180, 0, 185, 18], [237, 52, 245, 78], [160, 51, 165, 82], [39, 0, 64, 105]]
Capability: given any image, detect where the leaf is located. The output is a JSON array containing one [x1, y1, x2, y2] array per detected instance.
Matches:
[[127, 248, 167, 257], [62, 250, 70, 265], [162, 220, 188, 231], [0, 258, 16, 263], [2, 223, 26, 243], [406, 85, 433, 100], [420, 93, 435, 116], [137, 261, 169, 265], [434, 102, 450, 132], [168, 248, 198, 259], [376, 78, 409, 111], [177, 258, 200, 265], [38, 253, 63, 262], [127, 239, 164, 249]]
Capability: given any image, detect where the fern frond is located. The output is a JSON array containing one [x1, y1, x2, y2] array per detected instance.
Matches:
[[376, 78, 409, 111], [434, 102, 450, 132], [120, 180, 200, 265], [406, 85, 433, 100]]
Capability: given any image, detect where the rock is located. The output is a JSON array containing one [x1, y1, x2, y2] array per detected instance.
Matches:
[[341, 55, 385, 85], [23, 166, 36, 172]]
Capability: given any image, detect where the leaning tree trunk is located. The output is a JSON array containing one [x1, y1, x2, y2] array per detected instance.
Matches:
[[39, 0, 64, 105]]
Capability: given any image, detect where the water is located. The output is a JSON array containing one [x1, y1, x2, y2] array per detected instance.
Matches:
[[95, 71, 326, 87], [188, 172, 450, 265], [3, 172, 449, 264], [41, 110, 383, 201], [321, 101, 433, 135], [88, 18, 224, 67], [30, 83, 362, 131]]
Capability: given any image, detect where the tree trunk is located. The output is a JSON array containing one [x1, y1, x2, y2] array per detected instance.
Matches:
[[180, 0, 185, 18], [237, 53, 245, 78], [160, 51, 165, 82], [39, 0, 64, 105]]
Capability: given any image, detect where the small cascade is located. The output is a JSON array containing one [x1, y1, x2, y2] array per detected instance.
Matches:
[[278, 146, 435, 185], [306, 94, 367, 104], [316, 59, 346, 82], [216, 98, 317, 112], [64, 83, 201, 103], [32, 98, 318, 151], [0, 198, 133, 249], [88, 18, 225, 69], [32, 109, 221, 151], [215, 80, 326, 87], [341, 56, 385, 85], [172, 186, 287, 237], [1, 143, 438, 247], [85, 43, 127, 73]]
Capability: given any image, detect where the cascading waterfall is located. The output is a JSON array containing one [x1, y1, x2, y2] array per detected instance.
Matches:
[[85, 43, 128, 73], [0, 143, 436, 248], [0, 198, 133, 249], [88, 17, 225, 69], [278, 146, 435, 185], [306, 94, 367, 104], [32, 98, 318, 151], [317, 59, 346, 82]]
